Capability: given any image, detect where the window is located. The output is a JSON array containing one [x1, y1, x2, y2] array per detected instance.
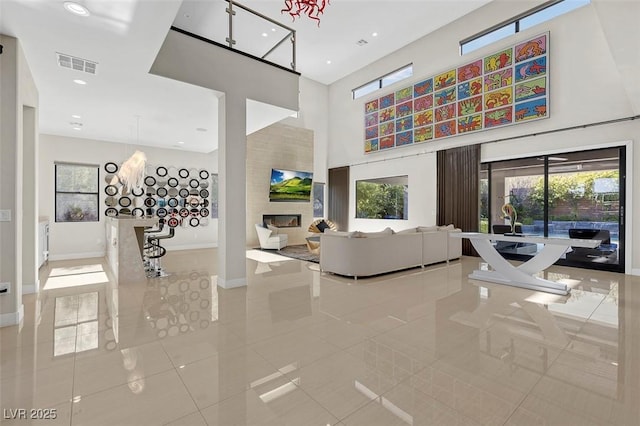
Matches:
[[356, 176, 408, 219], [353, 64, 413, 99], [55, 163, 99, 222], [460, 0, 590, 55]]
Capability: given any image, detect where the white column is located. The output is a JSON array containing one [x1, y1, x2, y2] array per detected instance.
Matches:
[[217, 93, 247, 288]]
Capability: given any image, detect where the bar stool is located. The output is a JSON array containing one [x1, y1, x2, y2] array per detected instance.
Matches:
[[144, 220, 174, 278]]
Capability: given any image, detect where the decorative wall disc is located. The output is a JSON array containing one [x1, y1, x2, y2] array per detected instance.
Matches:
[[168, 197, 179, 207], [189, 189, 199, 196], [199, 170, 209, 179], [167, 217, 179, 228], [105, 208, 118, 217], [156, 166, 168, 177], [179, 179, 189, 187], [144, 197, 156, 207], [200, 208, 210, 217], [105, 196, 117, 207], [199, 217, 209, 226], [179, 208, 190, 218], [119, 208, 131, 215], [146, 208, 155, 216], [189, 217, 200, 227], [132, 187, 144, 196], [156, 178, 168, 187], [178, 168, 190, 178], [105, 174, 118, 185], [146, 186, 156, 195], [132, 208, 144, 217], [168, 177, 179, 187], [156, 187, 168, 197], [119, 196, 132, 207], [133, 197, 143, 208], [199, 189, 209, 198], [179, 188, 189, 198], [157, 207, 168, 218], [168, 188, 178, 197], [189, 197, 200, 207], [189, 179, 199, 188], [144, 176, 156, 186], [105, 185, 118, 196], [199, 180, 209, 188], [105, 162, 119, 173], [190, 208, 199, 216]]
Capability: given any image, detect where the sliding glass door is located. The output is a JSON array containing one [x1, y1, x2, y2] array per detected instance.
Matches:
[[482, 147, 625, 272]]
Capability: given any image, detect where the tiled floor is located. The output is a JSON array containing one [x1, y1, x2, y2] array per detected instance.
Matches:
[[1, 249, 639, 425]]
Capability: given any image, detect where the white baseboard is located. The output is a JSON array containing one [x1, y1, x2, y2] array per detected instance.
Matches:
[[0, 304, 24, 327], [631, 268, 640, 276], [216, 276, 246, 289], [49, 251, 105, 261]]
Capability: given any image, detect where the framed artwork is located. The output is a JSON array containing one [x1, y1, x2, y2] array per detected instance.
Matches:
[[313, 182, 325, 218], [363, 32, 549, 153]]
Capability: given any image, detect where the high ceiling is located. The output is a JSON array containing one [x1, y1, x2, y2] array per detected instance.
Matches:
[[0, 0, 492, 153]]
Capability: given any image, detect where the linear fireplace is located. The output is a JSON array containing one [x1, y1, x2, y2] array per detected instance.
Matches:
[[263, 214, 302, 228]]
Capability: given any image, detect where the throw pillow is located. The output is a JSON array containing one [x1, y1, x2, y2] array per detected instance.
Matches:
[[417, 226, 438, 233], [325, 229, 355, 238], [438, 224, 455, 231], [316, 220, 330, 233], [267, 224, 279, 234], [396, 227, 418, 234]]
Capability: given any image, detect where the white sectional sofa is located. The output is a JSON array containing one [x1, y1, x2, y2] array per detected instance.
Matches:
[[320, 225, 461, 279]]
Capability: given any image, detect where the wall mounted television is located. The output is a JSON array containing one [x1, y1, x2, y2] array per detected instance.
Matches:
[[269, 168, 313, 202]]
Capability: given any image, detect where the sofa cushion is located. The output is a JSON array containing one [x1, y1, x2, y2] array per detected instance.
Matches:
[[438, 224, 455, 231], [417, 225, 438, 233], [395, 227, 418, 234], [316, 220, 330, 233], [353, 227, 394, 238], [324, 229, 356, 238]]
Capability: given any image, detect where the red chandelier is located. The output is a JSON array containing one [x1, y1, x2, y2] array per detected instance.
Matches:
[[281, 0, 330, 26]]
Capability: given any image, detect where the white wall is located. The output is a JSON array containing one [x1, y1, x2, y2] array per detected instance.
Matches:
[[39, 134, 218, 260], [324, 0, 640, 272], [349, 154, 437, 233]]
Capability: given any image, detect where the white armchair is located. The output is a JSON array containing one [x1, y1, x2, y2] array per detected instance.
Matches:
[[255, 224, 288, 250]]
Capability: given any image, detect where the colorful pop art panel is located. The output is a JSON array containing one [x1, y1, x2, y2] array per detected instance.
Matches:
[[515, 57, 547, 82], [380, 122, 394, 136], [485, 106, 513, 128], [434, 69, 456, 90], [485, 87, 513, 110], [365, 112, 378, 128], [515, 34, 547, 62], [414, 126, 433, 143], [515, 76, 546, 102], [365, 126, 378, 140], [414, 78, 433, 97], [365, 139, 379, 153], [484, 48, 513, 73], [414, 94, 433, 112], [380, 93, 395, 109], [434, 120, 457, 138], [396, 117, 413, 132], [458, 114, 482, 133], [484, 68, 513, 92], [414, 110, 433, 128], [434, 87, 456, 106], [396, 87, 413, 103], [380, 135, 395, 150], [515, 98, 547, 122], [365, 99, 379, 113], [457, 78, 483, 100], [379, 107, 395, 123], [396, 131, 413, 146], [458, 60, 482, 82], [396, 101, 413, 118], [458, 96, 483, 116], [434, 104, 455, 122]]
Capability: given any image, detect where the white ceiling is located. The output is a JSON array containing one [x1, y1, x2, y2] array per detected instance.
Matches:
[[0, 0, 492, 153]]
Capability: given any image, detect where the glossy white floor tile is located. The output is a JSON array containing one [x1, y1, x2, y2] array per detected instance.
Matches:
[[1, 248, 638, 425]]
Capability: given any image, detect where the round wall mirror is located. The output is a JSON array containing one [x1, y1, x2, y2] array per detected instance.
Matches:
[[144, 176, 156, 186], [132, 187, 144, 197], [119, 196, 132, 207], [105, 185, 118, 196], [199, 170, 209, 179], [168, 177, 179, 187], [157, 187, 168, 198], [105, 162, 119, 173], [105, 196, 117, 207], [105, 208, 118, 217], [178, 168, 190, 178], [156, 166, 168, 177]]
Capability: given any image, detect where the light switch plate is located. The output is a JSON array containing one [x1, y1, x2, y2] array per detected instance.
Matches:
[[0, 210, 11, 222]]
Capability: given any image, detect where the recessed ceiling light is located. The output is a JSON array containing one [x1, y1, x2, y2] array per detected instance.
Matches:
[[271, 28, 277, 32], [326, 60, 332, 64], [196, 127, 208, 132], [72, 127, 82, 131], [71, 114, 82, 119], [262, 32, 268, 37], [372, 32, 378, 37], [178, 141, 185, 145], [63, 2, 90, 17], [73, 79, 87, 85]]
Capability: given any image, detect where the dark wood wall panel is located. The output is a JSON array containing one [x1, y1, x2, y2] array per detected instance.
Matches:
[[328, 166, 349, 231], [437, 145, 480, 256]]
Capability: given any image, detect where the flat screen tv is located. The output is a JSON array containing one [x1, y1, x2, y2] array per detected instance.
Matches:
[[269, 168, 313, 202]]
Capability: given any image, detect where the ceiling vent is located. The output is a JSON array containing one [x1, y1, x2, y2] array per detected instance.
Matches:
[[356, 39, 368, 46], [57, 53, 98, 74]]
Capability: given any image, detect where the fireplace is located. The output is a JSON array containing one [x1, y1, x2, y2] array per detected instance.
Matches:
[[263, 214, 302, 228]]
